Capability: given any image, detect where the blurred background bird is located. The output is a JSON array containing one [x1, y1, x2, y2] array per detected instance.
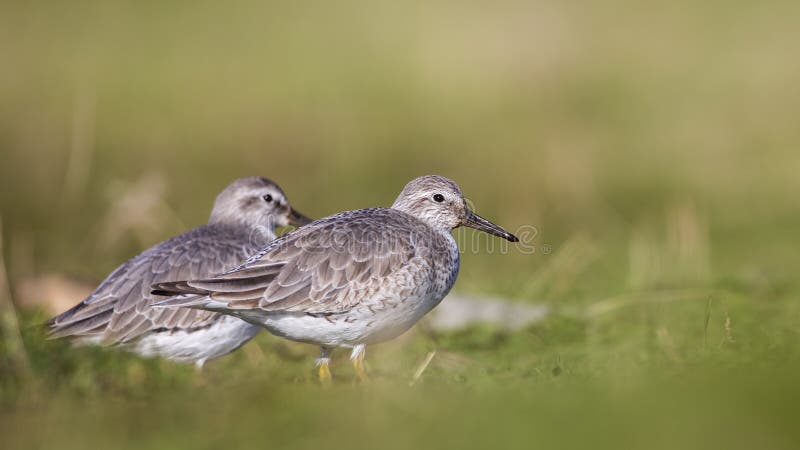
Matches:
[[46, 177, 311, 368]]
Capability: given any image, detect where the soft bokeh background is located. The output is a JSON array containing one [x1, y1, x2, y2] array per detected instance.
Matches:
[[2, 1, 800, 449]]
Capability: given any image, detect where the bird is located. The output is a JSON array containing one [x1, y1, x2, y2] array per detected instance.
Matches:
[[151, 175, 518, 381], [47, 176, 312, 369]]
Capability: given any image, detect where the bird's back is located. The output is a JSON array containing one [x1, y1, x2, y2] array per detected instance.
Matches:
[[47, 223, 265, 344]]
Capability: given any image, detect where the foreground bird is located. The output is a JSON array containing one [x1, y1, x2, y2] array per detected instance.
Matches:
[[47, 177, 311, 368], [152, 175, 518, 381]]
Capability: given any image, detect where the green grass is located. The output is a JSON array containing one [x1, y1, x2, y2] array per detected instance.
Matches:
[[2, 0, 800, 448], [3, 291, 800, 450]]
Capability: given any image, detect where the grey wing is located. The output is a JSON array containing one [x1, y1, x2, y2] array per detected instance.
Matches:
[[154, 210, 420, 315], [47, 227, 255, 343]]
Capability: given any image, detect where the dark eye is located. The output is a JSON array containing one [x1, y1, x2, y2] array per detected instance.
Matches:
[[433, 194, 445, 203], [263, 194, 273, 203]]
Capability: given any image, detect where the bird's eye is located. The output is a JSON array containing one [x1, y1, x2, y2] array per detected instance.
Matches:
[[433, 194, 445, 203], [263, 194, 273, 203]]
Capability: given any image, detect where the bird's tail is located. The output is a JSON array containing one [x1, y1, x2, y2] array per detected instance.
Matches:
[[45, 296, 115, 339]]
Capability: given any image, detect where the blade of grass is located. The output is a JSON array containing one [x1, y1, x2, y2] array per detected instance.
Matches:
[[704, 297, 712, 349], [0, 217, 31, 379]]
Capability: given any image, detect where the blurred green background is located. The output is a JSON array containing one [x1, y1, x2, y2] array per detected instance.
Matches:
[[2, 1, 800, 449]]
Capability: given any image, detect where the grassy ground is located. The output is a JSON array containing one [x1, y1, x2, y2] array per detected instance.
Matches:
[[2, 1, 800, 449]]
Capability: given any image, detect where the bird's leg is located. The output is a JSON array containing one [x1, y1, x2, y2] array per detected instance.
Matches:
[[351, 344, 369, 382], [315, 346, 333, 385]]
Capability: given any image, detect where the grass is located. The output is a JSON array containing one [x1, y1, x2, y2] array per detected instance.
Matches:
[[2, 0, 800, 448]]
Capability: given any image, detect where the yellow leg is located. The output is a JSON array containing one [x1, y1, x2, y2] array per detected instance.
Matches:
[[318, 360, 332, 385], [352, 345, 369, 382], [317, 347, 332, 385]]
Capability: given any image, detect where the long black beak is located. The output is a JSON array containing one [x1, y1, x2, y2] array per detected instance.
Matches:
[[463, 210, 518, 242], [288, 207, 313, 226]]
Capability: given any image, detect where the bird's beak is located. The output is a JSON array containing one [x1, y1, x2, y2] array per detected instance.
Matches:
[[463, 209, 518, 242], [287, 207, 313, 227]]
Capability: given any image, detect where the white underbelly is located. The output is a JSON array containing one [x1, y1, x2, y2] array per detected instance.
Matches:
[[130, 315, 261, 364], [248, 291, 446, 348]]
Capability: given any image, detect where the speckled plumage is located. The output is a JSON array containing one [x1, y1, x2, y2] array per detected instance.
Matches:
[[153, 175, 517, 378], [47, 176, 310, 367]]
